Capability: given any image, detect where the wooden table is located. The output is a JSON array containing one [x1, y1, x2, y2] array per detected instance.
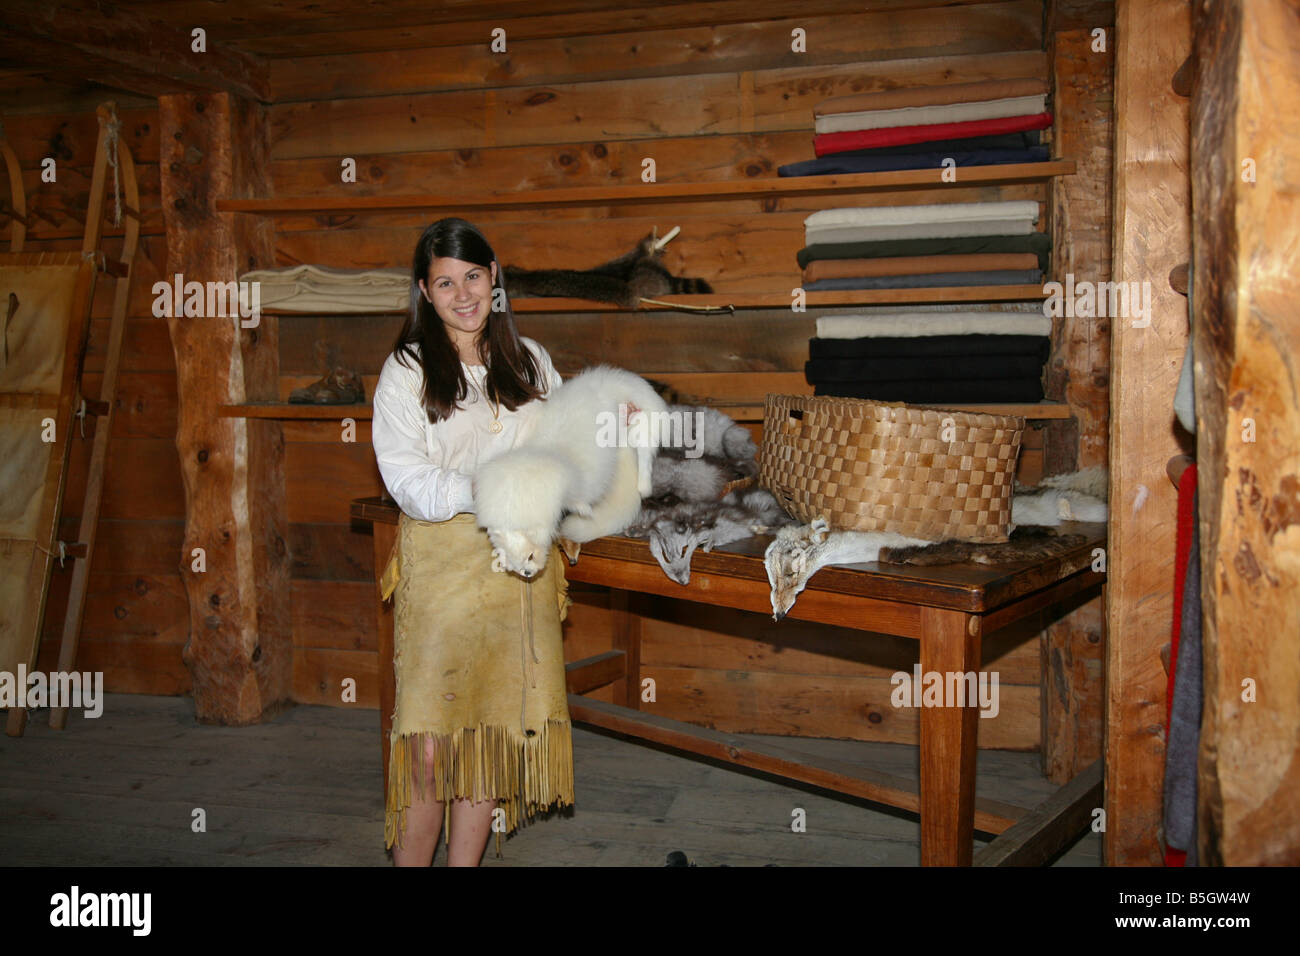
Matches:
[[352, 496, 1105, 866]]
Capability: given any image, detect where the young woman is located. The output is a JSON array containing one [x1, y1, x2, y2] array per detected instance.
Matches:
[[372, 217, 573, 867]]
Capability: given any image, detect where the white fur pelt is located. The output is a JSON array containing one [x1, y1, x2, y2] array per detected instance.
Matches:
[[474, 365, 667, 578], [764, 518, 928, 620], [1010, 466, 1109, 528]]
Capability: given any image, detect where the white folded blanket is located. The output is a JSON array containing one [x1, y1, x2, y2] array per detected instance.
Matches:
[[805, 220, 1037, 245], [241, 264, 411, 313], [813, 95, 1048, 135], [816, 312, 1052, 338]]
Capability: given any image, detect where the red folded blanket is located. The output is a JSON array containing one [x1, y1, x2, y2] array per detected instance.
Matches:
[[814, 113, 1054, 157]]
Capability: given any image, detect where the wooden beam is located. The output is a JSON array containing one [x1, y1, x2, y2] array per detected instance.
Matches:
[[217, 163, 1074, 214], [1039, 24, 1112, 784], [566, 693, 1026, 837], [974, 758, 1103, 865], [1191, 0, 1300, 866], [159, 92, 290, 724], [0, 1, 269, 103], [564, 650, 627, 695], [1106, 0, 1192, 865]]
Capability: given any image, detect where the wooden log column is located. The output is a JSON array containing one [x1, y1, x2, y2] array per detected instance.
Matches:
[[159, 92, 291, 724], [1106, 0, 1192, 864], [1040, 13, 1115, 784], [1191, 0, 1300, 865]]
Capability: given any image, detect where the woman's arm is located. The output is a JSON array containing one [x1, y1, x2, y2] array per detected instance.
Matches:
[[371, 358, 475, 521]]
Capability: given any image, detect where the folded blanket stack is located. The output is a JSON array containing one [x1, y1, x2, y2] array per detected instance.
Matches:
[[799, 200, 1045, 291], [806, 311, 1050, 404], [779, 78, 1052, 177]]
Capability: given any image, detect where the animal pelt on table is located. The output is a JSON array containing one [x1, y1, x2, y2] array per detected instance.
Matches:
[[1010, 466, 1108, 528], [878, 526, 1087, 566], [650, 404, 759, 501], [764, 518, 929, 620], [627, 486, 796, 585], [473, 365, 667, 578], [503, 232, 712, 308]]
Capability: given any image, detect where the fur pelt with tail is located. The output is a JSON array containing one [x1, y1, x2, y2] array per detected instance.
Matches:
[[474, 365, 667, 578]]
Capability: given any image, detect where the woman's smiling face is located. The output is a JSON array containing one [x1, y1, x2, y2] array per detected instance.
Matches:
[[420, 256, 497, 353]]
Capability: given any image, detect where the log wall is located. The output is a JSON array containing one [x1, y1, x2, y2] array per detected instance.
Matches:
[[6, 1, 1099, 753]]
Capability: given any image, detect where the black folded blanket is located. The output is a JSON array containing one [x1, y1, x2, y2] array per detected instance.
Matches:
[[803, 269, 1041, 290], [812, 378, 1045, 403], [809, 334, 1051, 359], [806, 354, 1045, 382], [797, 232, 1052, 272], [779, 146, 1049, 177]]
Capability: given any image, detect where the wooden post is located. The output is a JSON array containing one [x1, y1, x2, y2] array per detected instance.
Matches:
[[1039, 17, 1115, 783], [1106, 0, 1192, 864], [158, 92, 291, 724], [1191, 0, 1300, 865]]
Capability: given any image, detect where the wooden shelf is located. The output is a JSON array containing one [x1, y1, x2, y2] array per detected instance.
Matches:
[[217, 161, 1076, 215], [219, 403, 370, 419], [259, 285, 1048, 317], [219, 400, 1071, 422]]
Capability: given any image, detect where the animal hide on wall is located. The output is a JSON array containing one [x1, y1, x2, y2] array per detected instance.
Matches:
[[503, 232, 712, 308]]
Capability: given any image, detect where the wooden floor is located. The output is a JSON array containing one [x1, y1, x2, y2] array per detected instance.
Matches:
[[0, 694, 1101, 866]]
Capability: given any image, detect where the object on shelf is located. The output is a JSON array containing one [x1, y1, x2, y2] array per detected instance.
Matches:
[[288, 341, 366, 404], [798, 232, 1052, 272], [804, 200, 1040, 246], [241, 263, 410, 312], [504, 227, 711, 308]]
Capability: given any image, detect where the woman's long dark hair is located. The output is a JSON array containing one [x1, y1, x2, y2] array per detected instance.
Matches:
[[393, 217, 545, 423]]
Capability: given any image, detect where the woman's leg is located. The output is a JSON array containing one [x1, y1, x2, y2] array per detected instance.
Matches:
[[446, 797, 499, 866], [391, 737, 445, 867]]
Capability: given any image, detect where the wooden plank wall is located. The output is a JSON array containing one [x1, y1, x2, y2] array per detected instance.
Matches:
[[268, 0, 1054, 748]]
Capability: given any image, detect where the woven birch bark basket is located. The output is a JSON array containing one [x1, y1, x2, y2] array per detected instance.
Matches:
[[758, 394, 1024, 543]]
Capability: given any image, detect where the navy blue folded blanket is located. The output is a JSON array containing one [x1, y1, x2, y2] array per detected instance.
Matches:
[[809, 334, 1051, 359], [806, 130, 1042, 157], [806, 354, 1045, 382], [812, 378, 1045, 403], [779, 146, 1049, 177], [803, 269, 1041, 291], [796, 232, 1052, 271]]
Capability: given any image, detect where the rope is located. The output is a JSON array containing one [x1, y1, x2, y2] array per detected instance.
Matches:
[[104, 110, 123, 227], [34, 539, 68, 570]]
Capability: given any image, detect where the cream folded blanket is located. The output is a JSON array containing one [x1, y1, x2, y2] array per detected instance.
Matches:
[[241, 263, 411, 313], [816, 312, 1052, 338], [814, 95, 1048, 134], [804, 201, 1039, 245]]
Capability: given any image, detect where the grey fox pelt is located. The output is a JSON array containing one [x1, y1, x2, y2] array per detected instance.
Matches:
[[503, 233, 713, 308]]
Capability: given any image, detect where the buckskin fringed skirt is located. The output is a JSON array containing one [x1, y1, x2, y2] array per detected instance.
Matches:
[[383, 512, 574, 851]]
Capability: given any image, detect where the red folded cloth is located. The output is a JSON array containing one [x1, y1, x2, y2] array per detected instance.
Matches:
[[814, 113, 1054, 157]]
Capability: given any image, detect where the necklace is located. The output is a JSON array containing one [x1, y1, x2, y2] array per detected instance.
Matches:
[[476, 378, 503, 433]]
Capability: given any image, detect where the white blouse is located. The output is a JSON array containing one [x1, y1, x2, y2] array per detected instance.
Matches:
[[371, 337, 564, 522]]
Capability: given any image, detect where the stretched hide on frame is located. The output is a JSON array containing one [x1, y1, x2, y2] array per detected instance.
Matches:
[[0, 253, 92, 676]]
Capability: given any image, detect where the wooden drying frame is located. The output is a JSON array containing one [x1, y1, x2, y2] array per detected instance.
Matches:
[[2, 103, 141, 736]]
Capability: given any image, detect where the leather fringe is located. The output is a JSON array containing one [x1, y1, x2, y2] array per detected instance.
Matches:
[[385, 718, 575, 852]]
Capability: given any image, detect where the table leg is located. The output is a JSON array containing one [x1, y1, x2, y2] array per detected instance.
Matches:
[[919, 606, 981, 866], [609, 589, 642, 709]]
